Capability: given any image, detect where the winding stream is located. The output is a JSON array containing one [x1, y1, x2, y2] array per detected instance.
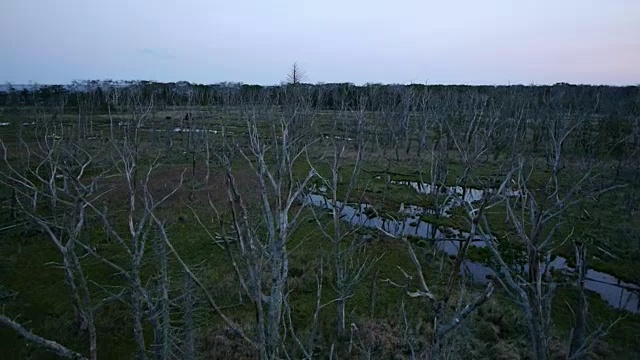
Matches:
[[305, 182, 640, 314]]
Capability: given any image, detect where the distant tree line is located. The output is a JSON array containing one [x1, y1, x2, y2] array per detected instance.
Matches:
[[1, 80, 639, 116]]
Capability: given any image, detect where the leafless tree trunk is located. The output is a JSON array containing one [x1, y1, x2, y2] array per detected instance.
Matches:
[[180, 94, 317, 359], [445, 91, 489, 200], [411, 192, 499, 359], [568, 242, 588, 360], [0, 135, 101, 360], [286, 62, 307, 85], [238, 114, 316, 358], [181, 273, 197, 360], [380, 180, 500, 359], [309, 105, 378, 340], [0, 315, 87, 359], [478, 115, 622, 359]]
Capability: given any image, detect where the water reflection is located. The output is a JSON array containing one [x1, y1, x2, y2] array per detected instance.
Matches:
[[304, 193, 640, 313]]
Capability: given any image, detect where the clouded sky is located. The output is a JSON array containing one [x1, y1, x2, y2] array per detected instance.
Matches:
[[1, 0, 638, 85]]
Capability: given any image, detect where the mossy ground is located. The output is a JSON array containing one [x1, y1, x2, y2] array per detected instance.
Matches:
[[1, 110, 639, 359]]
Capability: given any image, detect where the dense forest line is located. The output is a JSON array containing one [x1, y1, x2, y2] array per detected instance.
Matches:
[[2, 81, 639, 116]]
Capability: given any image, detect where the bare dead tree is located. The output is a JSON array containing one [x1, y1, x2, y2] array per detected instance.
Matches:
[[484, 160, 567, 360], [308, 104, 380, 340], [172, 96, 317, 358], [568, 241, 588, 359], [181, 272, 197, 360], [150, 230, 172, 360], [378, 179, 505, 359], [477, 127, 623, 360], [428, 117, 450, 219], [0, 134, 104, 360], [0, 315, 87, 359], [61, 88, 188, 359], [74, 81, 96, 140], [444, 91, 490, 200], [233, 110, 316, 358], [404, 193, 500, 359], [286, 62, 307, 86], [416, 89, 433, 158]]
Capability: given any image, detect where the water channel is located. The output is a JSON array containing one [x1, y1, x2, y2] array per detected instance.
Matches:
[[305, 180, 640, 313]]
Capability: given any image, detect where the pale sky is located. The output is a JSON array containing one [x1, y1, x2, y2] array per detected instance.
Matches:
[[1, 0, 638, 85]]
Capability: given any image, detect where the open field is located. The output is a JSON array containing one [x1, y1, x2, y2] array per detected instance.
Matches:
[[1, 83, 639, 359]]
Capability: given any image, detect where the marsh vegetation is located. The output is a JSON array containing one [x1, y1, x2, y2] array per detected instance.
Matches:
[[1, 77, 639, 359]]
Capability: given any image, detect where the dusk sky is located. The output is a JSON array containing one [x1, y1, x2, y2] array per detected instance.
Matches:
[[1, 0, 638, 85]]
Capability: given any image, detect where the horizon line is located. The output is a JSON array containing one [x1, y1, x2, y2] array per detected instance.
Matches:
[[1, 80, 639, 88]]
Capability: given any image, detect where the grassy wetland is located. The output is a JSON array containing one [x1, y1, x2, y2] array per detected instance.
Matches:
[[0, 80, 639, 359]]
